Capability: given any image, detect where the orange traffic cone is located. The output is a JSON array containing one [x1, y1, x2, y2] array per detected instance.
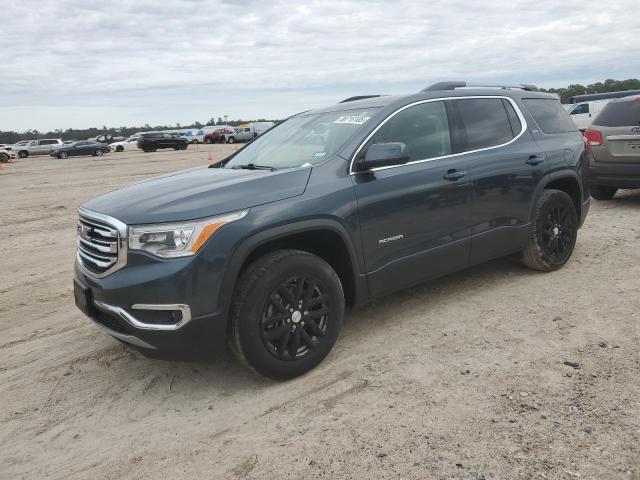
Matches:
[[0, 162, 3, 170], [8, 158, 13, 163], [207, 152, 213, 161]]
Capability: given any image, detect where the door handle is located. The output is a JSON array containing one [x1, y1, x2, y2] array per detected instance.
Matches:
[[526, 155, 544, 166], [443, 170, 466, 181]]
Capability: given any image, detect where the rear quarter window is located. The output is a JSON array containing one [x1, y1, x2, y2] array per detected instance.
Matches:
[[522, 98, 577, 134], [593, 100, 640, 127]]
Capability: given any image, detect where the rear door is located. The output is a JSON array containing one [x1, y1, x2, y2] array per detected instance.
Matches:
[[352, 100, 472, 296], [452, 97, 547, 263]]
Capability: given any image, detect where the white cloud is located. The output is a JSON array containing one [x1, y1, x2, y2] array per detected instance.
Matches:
[[1, 0, 638, 131]]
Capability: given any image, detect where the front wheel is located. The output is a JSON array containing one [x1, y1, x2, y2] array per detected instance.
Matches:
[[591, 185, 617, 201], [115, 145, 124, 152], [521, 189, 578, 271], [95, 149, 103, 156], [227, 137, 235, 144], [59, 151, 69, 159], [229, 249, 344, 380]]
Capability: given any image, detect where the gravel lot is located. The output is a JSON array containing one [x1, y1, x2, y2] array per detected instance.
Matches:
[[1, 146, 639, 480]]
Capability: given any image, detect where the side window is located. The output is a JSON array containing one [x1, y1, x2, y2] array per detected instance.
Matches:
[[455, 98, 515, 151], [366, 101, 451, 162], [570, 103, 589, 115], [522, 98, 578, 134], [502, 99, 522, 137]]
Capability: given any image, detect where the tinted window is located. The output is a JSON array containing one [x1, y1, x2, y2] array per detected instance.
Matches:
[[367, 101, 451, 162], [502, 99, 522, 137], [522, 98, 577, 134], [570, 103, 589, 115], [455, 98, 514, 150], [593, 99, 640, 127], [40, 140, 58, 145]]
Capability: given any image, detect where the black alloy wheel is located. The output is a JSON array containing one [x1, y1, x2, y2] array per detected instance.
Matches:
[[229, 249, 344, 379], [261, 275, 329, 361], [521, 189, 578, 271], [540, 203, 575, 264]]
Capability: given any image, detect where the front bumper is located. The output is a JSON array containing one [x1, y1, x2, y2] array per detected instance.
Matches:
[[73, 252, 229, 353], [588, 160, 640, 188]]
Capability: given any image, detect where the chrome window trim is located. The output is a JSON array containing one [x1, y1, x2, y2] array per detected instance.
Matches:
[[77, 207, 128, 278], [349, 95, 528, 174]]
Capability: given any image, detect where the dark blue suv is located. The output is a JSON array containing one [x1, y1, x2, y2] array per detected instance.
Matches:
[[73, 82, 590, 379]]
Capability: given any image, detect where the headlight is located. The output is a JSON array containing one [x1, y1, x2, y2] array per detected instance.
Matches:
[[128, 210, 248, 258]]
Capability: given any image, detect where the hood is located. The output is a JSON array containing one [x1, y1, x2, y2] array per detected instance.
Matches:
[[82, 165, 312, 224]]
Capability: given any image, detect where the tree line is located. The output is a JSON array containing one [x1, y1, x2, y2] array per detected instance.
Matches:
[[2, 78, 639, 144]]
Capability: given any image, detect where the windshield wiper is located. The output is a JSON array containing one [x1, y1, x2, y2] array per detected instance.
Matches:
[[231, 163, 276, 171]]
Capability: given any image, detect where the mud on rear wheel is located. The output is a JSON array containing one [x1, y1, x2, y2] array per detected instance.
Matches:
[[521, 189, 578, 271]]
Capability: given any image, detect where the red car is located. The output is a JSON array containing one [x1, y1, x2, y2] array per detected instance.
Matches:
[[204, 127, 234, 144]]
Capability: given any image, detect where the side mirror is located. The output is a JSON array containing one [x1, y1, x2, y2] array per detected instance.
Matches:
[[358, 142, 410, 171]]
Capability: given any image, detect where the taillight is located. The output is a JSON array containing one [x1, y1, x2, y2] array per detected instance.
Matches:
[[584, 129, 602, 146]]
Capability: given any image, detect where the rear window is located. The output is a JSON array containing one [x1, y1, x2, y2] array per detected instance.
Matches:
[[454, 98, 515, 151], [593, 99, 640, 127], [522, 98, 577, 134]]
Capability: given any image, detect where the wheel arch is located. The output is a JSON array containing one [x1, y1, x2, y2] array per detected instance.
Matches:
[[531, 170, 584, 225], [220, 219, 368, 323]]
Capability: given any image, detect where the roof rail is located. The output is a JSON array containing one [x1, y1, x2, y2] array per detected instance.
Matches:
[[422, 81, 539, 92], [339, 95, 382, 103]]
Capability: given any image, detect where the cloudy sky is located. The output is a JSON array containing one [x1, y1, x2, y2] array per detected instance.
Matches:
[[1, 0, 638, 132]]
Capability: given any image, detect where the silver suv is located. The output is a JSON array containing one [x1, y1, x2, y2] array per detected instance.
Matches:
[[585, 95, 640, 199], [16, 139, 63, 158]]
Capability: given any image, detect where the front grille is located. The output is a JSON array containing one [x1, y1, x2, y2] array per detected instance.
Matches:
[[77, 215, 120, 275]]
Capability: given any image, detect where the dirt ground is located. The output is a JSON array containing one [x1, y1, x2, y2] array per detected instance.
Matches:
[[1, 146, 639, 480]]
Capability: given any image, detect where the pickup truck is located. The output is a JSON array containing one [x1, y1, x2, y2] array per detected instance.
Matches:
[[15, 139, 63, 158]]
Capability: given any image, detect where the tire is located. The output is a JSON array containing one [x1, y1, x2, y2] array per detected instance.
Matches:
[[192, 139, 200, 144], [18, 150, 28, 158], [0, 152, 8, 163], [521, 189, 578, 272], [227, 136, 235, 144], [229, 249, 345, 380], [180, 143, 188, 150], [59, 151, 68, 159], [591, 185, 617, 201], [205, 138, 212, 144], [116, 145, 124, 152], [95, 149, 103, 156], [173, 145, 180, 150]]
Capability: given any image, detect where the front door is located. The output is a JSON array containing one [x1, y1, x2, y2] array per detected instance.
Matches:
[[352, 100, 471, 297]]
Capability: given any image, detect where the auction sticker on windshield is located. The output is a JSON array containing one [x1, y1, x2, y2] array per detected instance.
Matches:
[[333, 114, 372, 125]]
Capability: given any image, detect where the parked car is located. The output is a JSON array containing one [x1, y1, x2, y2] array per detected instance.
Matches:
[[565, 99, 610, 130], [0, 149, 15, 163], [15, 139, 63, 158], [74, 81, 589, 379], [137, 132, 189, 152], [584, 95, 640, 200], [178, 130, 200, 143], [204, 127, 234, 144], [109, 136, 140, 152], [7, 140, 31, 152], [226, 127, 255, 143], [91, 134, 124, 144], [51, 140, 110, 158]]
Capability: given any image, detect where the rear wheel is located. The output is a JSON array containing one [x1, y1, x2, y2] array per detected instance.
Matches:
[[18, 150, 28, 158], [115, 145, 124, 152], [591, 185, 617, 201], [59, 151, 68, 159], [180, 143, 188, 150], [229, 249, 344, 379], [521, 189, 578, 271], [95, 149, 103, 156], [0, 152, 8, 163], [227, 136, 236, 144]]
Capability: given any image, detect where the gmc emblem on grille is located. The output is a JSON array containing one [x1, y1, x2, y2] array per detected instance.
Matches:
[[77, 223, 92, 240], [632, 127, 640, 134]]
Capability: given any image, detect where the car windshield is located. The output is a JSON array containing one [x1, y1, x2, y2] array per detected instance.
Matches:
[[223, 108, 380, 170]]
